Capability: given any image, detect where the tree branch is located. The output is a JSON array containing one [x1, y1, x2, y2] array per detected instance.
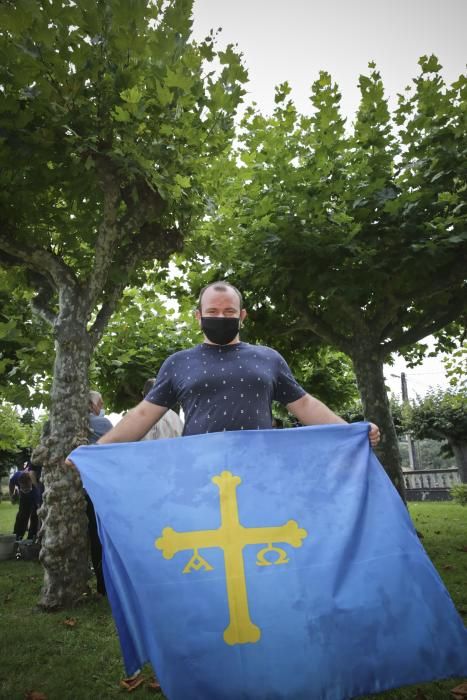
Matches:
[[382, 287, 467, 354], [0, 230, 78, 293], [85, 165, 167, 312], [286, 288, 376, 354], [373, 255, 467, 335], [287, 290, 350, 352], [274, 322, 323, 342], [84, 165, 122, 311], [410, 256, 467, 302], [368, 288, 405, 338], [88, 223, 183, 348], [366, 246, 467, 340], [28, 271, 57, 327], [382, 278, 467, 345]]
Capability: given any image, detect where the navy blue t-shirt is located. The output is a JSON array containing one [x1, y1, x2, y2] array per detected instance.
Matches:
[[145, 342, 306, 436]]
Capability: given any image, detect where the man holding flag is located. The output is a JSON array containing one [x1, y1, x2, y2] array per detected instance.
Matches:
[[71, 282, 467, 699], [96, 281, 380, 446]]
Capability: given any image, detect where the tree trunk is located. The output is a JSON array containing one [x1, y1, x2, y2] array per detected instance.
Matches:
[[351, 347, 406, 501], [449, 440, 467, 484], [38, 320, 92, 609]]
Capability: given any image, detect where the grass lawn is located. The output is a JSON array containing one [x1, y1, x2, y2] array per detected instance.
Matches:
[[0, 500, 466, 700]]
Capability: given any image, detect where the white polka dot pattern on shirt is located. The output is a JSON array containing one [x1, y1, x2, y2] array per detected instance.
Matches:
[[147, 342, 305, 435]]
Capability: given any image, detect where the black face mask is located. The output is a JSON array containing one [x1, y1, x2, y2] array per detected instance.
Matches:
[[201, 316, 240, 345]]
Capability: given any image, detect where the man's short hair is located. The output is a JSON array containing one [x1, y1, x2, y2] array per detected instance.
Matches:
[[197, 281, 243, 310]]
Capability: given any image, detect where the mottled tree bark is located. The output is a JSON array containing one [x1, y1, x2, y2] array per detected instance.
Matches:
[[296, 300, 406, 500], [351, 347, 406, 501], [38, 307, 92, 608]]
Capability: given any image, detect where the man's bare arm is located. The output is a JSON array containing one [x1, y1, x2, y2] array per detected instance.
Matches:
[[287, 393, 381, 447], [97, 401, 168, 444], [287, 393, 347, 426]]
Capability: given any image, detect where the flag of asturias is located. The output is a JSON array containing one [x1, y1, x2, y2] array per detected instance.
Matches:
[[71, 423, 467, 700]]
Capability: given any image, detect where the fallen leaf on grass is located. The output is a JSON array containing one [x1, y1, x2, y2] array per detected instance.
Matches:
[[63, 617, 77, 627], [441, 565, 455, 570], [415, 689, 428, 700], [451, 681, 467, 699], [4, 593, 13, 603], [25, 691, 47, 700], [457, 546, 467, 553]]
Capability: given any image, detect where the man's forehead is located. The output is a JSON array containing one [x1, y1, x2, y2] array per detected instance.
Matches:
[[202, 288, 241, 308]]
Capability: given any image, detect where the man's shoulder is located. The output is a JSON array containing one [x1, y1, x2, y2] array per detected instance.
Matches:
[[240, 342, 282, 359], [163, 345, 204, 363]]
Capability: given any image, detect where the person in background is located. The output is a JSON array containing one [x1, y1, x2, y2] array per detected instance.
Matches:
[[29, 420, 50, 490], [88, 390, 113, 443], [141, 378, 183, 440], [87, 390, 113, 595], [9, 469, 41, 541]]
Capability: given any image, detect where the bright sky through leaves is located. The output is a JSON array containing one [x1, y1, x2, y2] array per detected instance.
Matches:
[[193, 0, 466, 119]]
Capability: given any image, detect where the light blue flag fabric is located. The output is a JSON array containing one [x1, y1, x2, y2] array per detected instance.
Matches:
[[71, 423, 467, 700]]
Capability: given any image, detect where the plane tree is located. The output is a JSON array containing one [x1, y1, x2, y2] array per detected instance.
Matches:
[[0, 0, 246, 607], [193, 57, 467, 497]]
